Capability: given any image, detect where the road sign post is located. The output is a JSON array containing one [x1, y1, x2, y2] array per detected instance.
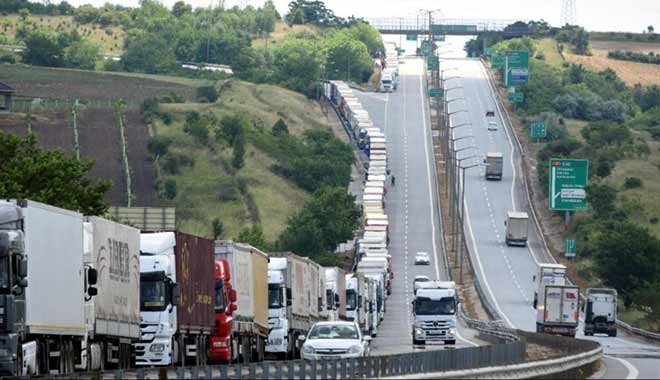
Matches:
[[565, 238, 576, 258], [531, 121, 547, 141], [548, 158, 589, 212], [406, 34, 418, 41], [429, 88, 442, 98]]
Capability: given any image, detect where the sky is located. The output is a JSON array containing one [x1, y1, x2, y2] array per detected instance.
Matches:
[[62, 0, 659, 33]]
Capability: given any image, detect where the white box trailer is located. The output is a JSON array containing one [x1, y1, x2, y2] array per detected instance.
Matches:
[[0, 200, 88, 376], [364, 187, 384, 196], [83, 216, 141, 370], [537, 285, 579, 337]]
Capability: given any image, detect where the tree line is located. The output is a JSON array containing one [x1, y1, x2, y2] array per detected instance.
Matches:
[[608, 50, 660, 65]]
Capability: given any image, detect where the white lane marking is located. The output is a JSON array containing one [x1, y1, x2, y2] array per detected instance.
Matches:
[[464, 200, 515, 328], [418, 62, 441, 282], [605, 355, 639, 379]]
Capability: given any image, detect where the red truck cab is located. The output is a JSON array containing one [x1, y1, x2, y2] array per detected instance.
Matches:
[[209, 259, 237, 362]]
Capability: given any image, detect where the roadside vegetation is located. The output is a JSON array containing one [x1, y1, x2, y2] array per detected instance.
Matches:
[[484, 33, 660, 331]]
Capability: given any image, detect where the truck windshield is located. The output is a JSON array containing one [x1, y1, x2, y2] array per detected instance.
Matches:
[[0, 256, 10, 293], [214, 280, 226, 311], [140, 278, 167, 312], [414, 297, 455, 315], [268, 284, 282, 309], [346, 289, 357, 311], [382, 80, 392, 84]]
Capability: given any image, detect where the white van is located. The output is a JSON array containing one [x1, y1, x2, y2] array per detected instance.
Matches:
[[380, 73, 393, 92]]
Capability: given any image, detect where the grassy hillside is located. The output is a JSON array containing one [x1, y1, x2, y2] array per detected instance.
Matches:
[[0, 14, 124, 54], [251, 20, 319, 50]]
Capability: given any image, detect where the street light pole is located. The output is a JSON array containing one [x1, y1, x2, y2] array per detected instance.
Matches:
[[451, 151, 476, 257], [458, 162, 480, 284]]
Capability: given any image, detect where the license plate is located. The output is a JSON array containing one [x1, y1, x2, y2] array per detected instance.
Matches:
[[321, 355, 337, 360]]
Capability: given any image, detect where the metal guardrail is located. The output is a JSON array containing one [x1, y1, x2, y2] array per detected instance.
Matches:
[[56, 340, 526, 379]]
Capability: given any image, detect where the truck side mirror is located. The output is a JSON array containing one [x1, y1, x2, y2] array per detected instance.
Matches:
[[87, 286, 98, 297], [229, 289, 237, 303], [228, 303, 237, 316], [358, 296, 363, 309], [87, 268, 98, 286], [286, 288, 292, 306], [0, 233, 9, 256], [18, 257, 28, 279], [171, 283, 181, 306], [504, 220, 507, 226], [334, 294, 340, 308], [532, 275, 536, 282], [318, 297, 323, 312]]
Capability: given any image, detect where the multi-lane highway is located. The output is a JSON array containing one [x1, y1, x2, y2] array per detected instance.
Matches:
[[353, 57, 479, 355], [444, 57, 660, 379]]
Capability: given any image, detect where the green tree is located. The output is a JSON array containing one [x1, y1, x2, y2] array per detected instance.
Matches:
[[22, 29, 64, 67], [183, 112, 210, 145], [345, 22, 383, 56], [63, 39, 100, 70], [237, 224, 268, 250], [272, 37, 324, 94], [122, 29, 177, 74], [212, 217, 224, 239], [163, 178, 177, 199], [278, 186, 361, 260], [231, 131, 246, 169], [171, 1, 191, 18], [586, 183, 618, 218], [272, 118, 289, 135], [0, 132, 110, 215], [217, 115, 247, 146], [593, 221, 660, 304], [324, 32, 373, 83]]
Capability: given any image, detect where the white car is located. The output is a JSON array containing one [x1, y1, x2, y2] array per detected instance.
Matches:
[[488, 121, 498, 131], [413, 275, 431, 294], [300, 321, 371, 360], [414, 252, 430, 265]]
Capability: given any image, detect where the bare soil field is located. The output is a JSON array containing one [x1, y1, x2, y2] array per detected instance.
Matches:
[[0, 65, 198, 104], [564, 52, 660, 86], [590, 40, 660, 54]]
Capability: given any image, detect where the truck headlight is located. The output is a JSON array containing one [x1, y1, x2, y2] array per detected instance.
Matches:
[[302, 345, 315, 354], [449, 329, 456, 335], [150, 343, 165, 353], [415, 328, 423, 336], [349, 345, 362, 354]]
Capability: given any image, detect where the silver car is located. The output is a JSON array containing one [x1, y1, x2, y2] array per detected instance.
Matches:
[[414, 252, 430, 265], [300, 321, 371, 360]]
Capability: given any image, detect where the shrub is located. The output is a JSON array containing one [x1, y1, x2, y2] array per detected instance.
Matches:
[[623, 177, 643, 189], [217, 178, 241, 201], [197, 85, 218, 102], [163, 179, 177, 199], [272, 118, 289, 135], [0, 54, 16, 63], [162, 152, 193, 175], [147, 135, 172, 157]]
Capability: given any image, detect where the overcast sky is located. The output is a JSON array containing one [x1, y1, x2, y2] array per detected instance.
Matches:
[[62, 0, 659, 33]]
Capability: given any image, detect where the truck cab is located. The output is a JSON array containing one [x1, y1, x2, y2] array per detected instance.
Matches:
[[135, 233, 181, 366], [345, 274, 367, 334], [505, 211, 529, 246], [584, 288, 617, 337], [412, 282, 457, 345], [208, 259, 237, 362], [266, 259, 290, 358]]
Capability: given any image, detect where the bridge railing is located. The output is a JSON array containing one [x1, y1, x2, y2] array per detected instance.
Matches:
[[365, 17, 518, 33]]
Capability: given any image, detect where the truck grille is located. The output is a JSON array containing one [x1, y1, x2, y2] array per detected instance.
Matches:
[[421, 321, 450, 329], [140, 323, 158, 343], [316, 348, 348, 355]]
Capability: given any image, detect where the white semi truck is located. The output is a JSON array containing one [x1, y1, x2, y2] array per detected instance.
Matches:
[[266, 252, 322, 359], [324, 267, 347, 321], [533, 263, 579, 337], [505, 211, 529, 246], [584, 288, 617, 337], [411, 281, 457, 345]]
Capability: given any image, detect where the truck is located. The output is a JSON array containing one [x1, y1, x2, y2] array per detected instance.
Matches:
[[505, 211, 529, 246], [584, 288, 617, 337], [346, 273, 371, 336], [324, 268, 347, 321], [380, 73, 394, 92], [411, 281, 457, 345], [82, 216, 141, 370], [356, 259, 388, 327], [266, 252, 322, 359], [0, 200, 91, 376], [485, 152, 503, 180], [536, 285, 579, 337], [211, 241, 269, 363], [533, 263, 567, 310], [136, 231, 214, 367]]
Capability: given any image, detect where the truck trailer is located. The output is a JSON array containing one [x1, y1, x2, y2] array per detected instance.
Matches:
[[536, 285, 579, 337], [212, 241, 268, 363], [505, 211, 529, 246], [485, 152, 503, 180], [136, 232, 214, 367]]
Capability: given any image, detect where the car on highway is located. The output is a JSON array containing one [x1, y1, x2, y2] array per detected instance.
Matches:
[[414, 252, 430, 265], [413, 275, 431, 294], [300, 321, 371, 360], [488, 121, 498, 131], [486, 110, 495, 117]]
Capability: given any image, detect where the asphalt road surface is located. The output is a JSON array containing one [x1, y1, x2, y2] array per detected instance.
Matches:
[[353, 57, 480, 355], [444, 57, 660, 379]]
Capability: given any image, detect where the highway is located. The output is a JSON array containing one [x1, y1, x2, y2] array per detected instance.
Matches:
[[353, 57, 480, 355], [444, 57, 660, 379]]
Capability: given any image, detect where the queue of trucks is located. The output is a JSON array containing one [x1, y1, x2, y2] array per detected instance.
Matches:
[[380, 42, 400, 92], [0, 195, 391, 376]]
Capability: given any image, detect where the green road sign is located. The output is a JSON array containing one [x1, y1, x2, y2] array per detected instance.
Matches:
[[507, 92, 524, 103], [504, 50, 530, 86], [431, 24, 477, 34], [421, 45, 430, 56], [429, 88, 442, 98], [485, 47, 494, 56], [436, 35, 446, 42], [565, 238, 576, 258], [506, 67, 530, 86], [507, 50, 530, 69], [549, 158, 589, 211], [531, 121, 547, 138], [427, 56, 439, 70], [406, 34, 418, 41], [491, 54, 505, 69]]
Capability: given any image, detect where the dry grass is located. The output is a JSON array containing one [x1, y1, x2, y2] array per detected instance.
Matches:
[[564, 119, 588, 143], [564, 52, 660, 86], [590, 40, 660, 54], [535, 38, 565, 67], [0, 14, 124, 55]]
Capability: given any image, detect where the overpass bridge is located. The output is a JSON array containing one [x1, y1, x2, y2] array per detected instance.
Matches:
[[365, 17, 532, 37]]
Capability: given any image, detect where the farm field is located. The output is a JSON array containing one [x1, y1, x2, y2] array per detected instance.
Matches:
[[565, 51, 660, 86]]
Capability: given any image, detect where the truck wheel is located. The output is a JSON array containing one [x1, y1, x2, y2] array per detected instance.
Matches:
[[445, 340, 456, 345], [609, 330, 617, 337]]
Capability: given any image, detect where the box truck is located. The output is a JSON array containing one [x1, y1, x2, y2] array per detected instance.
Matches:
[[536, 285, 579, 337], [485, 152, 503, 180], [533, 263, 567, 310], [505, 211, 529, 246], [584, 288, 617, 337], [82, 216, 141, 370], [211, 241, 269, 363], [0, 200, 90, 376], [324, 268, 347, 321], [135, 232, 214, 366], [266, 252, 322, 359]]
